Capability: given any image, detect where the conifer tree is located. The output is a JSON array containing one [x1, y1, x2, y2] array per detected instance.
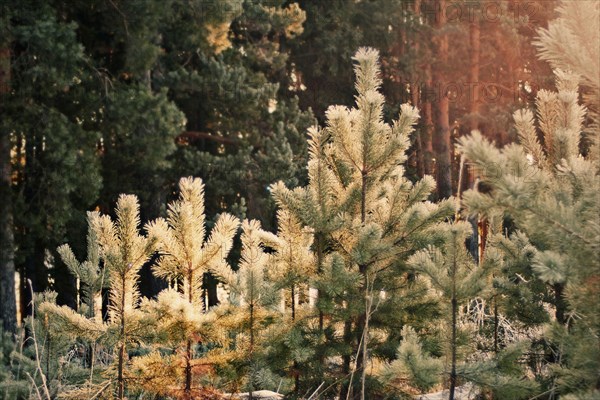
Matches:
[[144, 176, 239, 398], [57, 212, 105, 321], [380, 325, 443, 395], [52, 214, 107, 385], [271, 48, 455, 399], [381, 220, 539, 399], [263, 209, 316, 392], [535, 0, 599, 152], [263, 210, 315, 322], [36, 216, 108, 398], [212, 219, 281, 398], [406, 221, 489, 400], [457, 62, 600, 397], [90, 195, 159, 399]]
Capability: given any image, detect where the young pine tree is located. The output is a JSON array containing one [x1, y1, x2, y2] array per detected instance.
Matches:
[[457, 66, 600, 398], [383, 220, 539, 400], [272, 48, 455, 399], [90, 195, 159, 399], [261, 209, 315, 393], [57, 212, 106, 322], [37, 215, 108, 398], [212, 219, 281, 398], [144, 176, 239, 398], [406, 221, 488, 400]]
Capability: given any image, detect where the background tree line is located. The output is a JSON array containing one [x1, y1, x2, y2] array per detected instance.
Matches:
[[0, 1, 598, 399], [0, 0, 558, 333]]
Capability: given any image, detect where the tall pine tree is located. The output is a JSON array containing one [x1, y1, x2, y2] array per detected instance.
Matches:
[[272, 47, 455, 399]]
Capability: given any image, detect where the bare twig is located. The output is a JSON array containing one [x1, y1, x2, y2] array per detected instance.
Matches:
[[25, 372, 43, 400], [306, 381, 325, 400], [27, 279, 52, 400], [89, 380, 113, 400]]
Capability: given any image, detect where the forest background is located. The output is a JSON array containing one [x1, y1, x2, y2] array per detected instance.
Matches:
[[0, 0, 598, 399], [0, 0, 558, 325]]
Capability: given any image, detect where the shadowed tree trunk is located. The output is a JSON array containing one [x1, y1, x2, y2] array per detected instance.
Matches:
[[0, 41, 17, 334], [432, 0, 452, 199], [413, 0, 435, 178], [422, 71, 435, 177]]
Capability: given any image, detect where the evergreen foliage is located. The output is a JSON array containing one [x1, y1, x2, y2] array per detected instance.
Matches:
[[144, 176, 239, 397], [212, 219, 282, 396], [90, 195, 159, 399], [57, 212, 105, 321], [0, 1, 598, 398], [381, 325, 443, 395], [272, 47, 455, 399], [457, 30, 600, 397]]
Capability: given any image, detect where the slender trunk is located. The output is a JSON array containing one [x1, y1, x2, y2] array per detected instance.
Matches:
[[185, 266, 194, 397], [316, 233, 324, 331], [449, 228, 458, 400], [468, 18, 480, 134], [249, 301, 254, 400], [291, 285, 296, 321], [117, 276, 126, 399], [44, 314, 51, 380], [432, 0, 452, 199], [117, 341, 125, 399], [422, 84, 434, 176], [340, 319, 353, 400], [413, 88, 424, 177], [493, 297, 499, 353], [449, 296, 457, 400], [554, 283, 567, 326], [185, 340, 192, 398], [360, 278, 372, 400], [412, 0, 425, 178], [89, 342, 96, 381], [478, 218, 488, 265], [465, 17, 481, 198], [357, 171, 368, 400], [0, 43, 17, 333], [315, 232, 325, 386], [291, 285, 300, 393]]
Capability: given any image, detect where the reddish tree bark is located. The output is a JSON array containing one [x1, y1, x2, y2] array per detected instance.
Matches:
[[432, 0, 452, 198]]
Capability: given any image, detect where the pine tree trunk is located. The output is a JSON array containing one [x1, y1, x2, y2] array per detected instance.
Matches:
[[493, 297, 499, 354], [468, 17, 480, 134], [360, 280, 372, 400], [432, 0, 452, 199], [185, 268, 194, 397], [554, 283, 567, 325], [291, 285, 300, 393], [422, 82, 435, 176], [117, 277, 126, 400], [315, 231, 326, 386], [249, 301, 254, 400], [340, 319, 353, 400], [357, 172, 368, 400], [117, 341, 125, 399], [411, 0, 433, 177], [450, 231, 458, 400], [449, 296, 457, 400], [466, 15, 481, 261], [316, 232, 324, 331], [0, 43, 17, 334], [185, 339, 192, 399]]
